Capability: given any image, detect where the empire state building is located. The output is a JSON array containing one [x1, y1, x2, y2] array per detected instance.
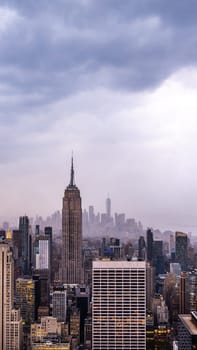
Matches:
[[62, 158, 82, 284]]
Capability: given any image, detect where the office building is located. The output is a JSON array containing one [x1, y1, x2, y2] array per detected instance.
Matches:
[[52, 288, 67, 322], [153, 240, 165, 275], [146, 263, 155, 312], [62, 157, 82, 284], [92, 260, 146, 350], [147, 228, 153, 263], [34, 228, 52, 315], [15, 277, 36, 324], [0, 242, 23, 350], [19, 215, 30, 275], [138, 236, 146, 261], [31, 316, 62, 344], [178, 312, 197, 349], [44, 226, 53, 281], [175, 231, 188, 271], [76, 285, 90, 343], [184, 270, 197, 314]]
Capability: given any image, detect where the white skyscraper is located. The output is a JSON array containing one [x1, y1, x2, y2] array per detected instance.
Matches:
[[92, 260, 146, 350], [0, 242, 22, 350]]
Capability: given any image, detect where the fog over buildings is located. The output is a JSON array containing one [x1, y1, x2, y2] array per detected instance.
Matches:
[[1, 1, 197, 232]]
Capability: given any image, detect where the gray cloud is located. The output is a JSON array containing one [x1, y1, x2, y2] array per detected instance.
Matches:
[[1, 0, 197, 228], [0, 0, 196, 114]]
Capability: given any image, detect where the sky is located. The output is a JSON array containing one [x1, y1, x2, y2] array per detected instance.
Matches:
[[1, 0, 197, 233]]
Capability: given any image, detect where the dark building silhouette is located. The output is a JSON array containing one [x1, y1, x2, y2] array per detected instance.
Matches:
[[147, 228, 154, 263], [33, 227, 51, 315], [44, 226, 53, 282], [12, 229, 23, 280], [138, 236, 146, 261], [19, 216, 30, 275], [76, 286, 90, 343], [62, 157, 82, 284], [153, 240, 165, 275], [176, 231, 188, 271], [0, 230, 6, 240]]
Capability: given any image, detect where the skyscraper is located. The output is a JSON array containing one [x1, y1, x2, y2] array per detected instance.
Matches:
[[0, 242, 23, 350], [19, 215, 30, 275], [15, 277, 36, 324], [146, 228, 153, 263], [106, 196, 111, 218], [92, 260, 146, 350], [175, 231, 188, 271], [62, 157, 82, 284], [33, 228, 51, 315]]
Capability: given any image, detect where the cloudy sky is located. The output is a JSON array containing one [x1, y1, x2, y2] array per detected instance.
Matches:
[[1, 0, 197, 232]]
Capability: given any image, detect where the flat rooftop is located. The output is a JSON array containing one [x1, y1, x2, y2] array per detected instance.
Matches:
[[93, 260, 146, 269], [179, 314, 197, 335]]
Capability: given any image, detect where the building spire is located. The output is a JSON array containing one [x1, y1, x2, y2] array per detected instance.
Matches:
[[70, 153, 75, 186]]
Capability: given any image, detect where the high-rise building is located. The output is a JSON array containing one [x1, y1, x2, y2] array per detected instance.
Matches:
[[153, 240, 165, 275], [52, 288, 67, 322], [184, 271, 197, 314], [33, 229, 52, 316], [138, 236, 146, 261], [175, 232, 188, 271], [15, 277, 36, 324], [19, 215, 30, 275], [62, 158, 82, 284], [76, 285, 90, 343], [88, 206, 95, 225], [106, 197, 111, 218], [92, 260, 146, 350], [0, 242, 23, 350], [146, 228, 153, 264], [146, 263, 155, 312], [44, 227, 53, 281]]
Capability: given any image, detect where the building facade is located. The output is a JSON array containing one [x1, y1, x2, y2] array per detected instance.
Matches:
[[19, 215, 30, 275], [0, 242, 22, 350], [62, 158, 82, 284], [92, 260, 146, 350], [175, 231, 188, 271], [52, 289, 67, 322], [15, 277, 36, 324]]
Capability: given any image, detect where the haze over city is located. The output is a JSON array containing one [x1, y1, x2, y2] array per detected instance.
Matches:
[[1, 1, 197, 232]]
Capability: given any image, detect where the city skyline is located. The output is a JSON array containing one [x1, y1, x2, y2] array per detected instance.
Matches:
[[1, 1, 197, 231]]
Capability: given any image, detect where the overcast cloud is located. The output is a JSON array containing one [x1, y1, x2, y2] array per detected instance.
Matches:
[[1, 0, 197, 233]]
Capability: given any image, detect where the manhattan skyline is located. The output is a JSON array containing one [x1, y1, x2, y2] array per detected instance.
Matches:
[[1, 1, 197, 231]]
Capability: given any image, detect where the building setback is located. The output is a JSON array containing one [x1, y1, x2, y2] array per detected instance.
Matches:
[[62, 158, 82, 284]]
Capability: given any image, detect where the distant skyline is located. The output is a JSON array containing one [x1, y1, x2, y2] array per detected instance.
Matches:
[[1, 1, 197, 233]]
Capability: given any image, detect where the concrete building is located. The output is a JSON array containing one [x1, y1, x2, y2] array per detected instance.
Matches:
[[0, 242, 23, 350], [62, 157, 82, 284], [31, 316, 62, 344], [178, 312, 197, 349], [92, 260, 146, 350], [52, 288, 67, 322]]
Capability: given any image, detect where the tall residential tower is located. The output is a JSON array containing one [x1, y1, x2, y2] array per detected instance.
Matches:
[[62, 158, 82, 284], [0, 242, 22, 350]]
